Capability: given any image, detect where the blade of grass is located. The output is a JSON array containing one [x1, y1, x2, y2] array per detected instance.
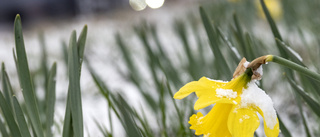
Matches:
[[174, 20, 198, 79], [259, 0, 287, 57], [46, 63, 57, 137], [296, 96, 312, 137], [1, 63, 14, 113], [277, 114, 292, 137], [77, 25, 88, 67], [199, 7, 232, 78], [12, 96, 31, 137], [114, 94, 142, 137], [0, 119, 9, 137], [62, 40, 68, 66], [260, 0, 283, 41], [217, 27, 241, 63], [14, 14, 44, 137], [0, 91, 22, 137], [93, 118, 110, 137], [159, 81, 168, 137], [287, 78, 320, 117], [67, 31, 83, 137], [233, 13, 247, 57], [62, 96, 73, 137]]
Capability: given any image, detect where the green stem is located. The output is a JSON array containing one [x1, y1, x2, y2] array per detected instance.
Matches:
[[270, 55, 320, 82]]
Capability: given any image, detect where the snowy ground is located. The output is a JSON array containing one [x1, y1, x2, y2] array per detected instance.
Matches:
[[0, 1, 199, 136]]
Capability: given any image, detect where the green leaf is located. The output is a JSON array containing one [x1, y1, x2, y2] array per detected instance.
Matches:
[[114, 94, 142, 137], [1, 63, 14, 114], [287, 77, 320, 117], [67, 31, 83, 137], [0, 119, 9, 137], [199, 7, 232, 79], [174, 20, 198, 79], [14, 14, 44, 137], [233, 13, 247, 57], [62, 40, 69, 66], [62, 99, 73, 137], [216, 27, 241, 63], [0, 91, 21, 137], [77, 25, 88, 66], [277, 114, 292, 137], [259, 0, 287, 57], [12, 96, 31, 137], [259, 0, 283, 41], [46, 63, 57, 137]]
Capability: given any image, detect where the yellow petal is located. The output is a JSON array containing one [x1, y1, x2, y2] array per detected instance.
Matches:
[[227, 106, 260, 137], [256, 108, 280, 137], [240, 82, 279, 137], [173, 77, 226, 99], [188, 103, 233, 137], [194, 94, 239, 110]]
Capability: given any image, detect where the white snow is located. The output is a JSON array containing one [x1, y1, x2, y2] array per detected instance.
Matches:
[[256, 65, 263, 76], [206, 77, 228, 83], [216, 88, 237, 99], [243, 61, 250, 68], [231, 47, 241, 59], [286, 45, 303, 61], [204, 133, 211, 137], [239, 118, 243, 123], [233, 100, 237, 104], [240, 82, 277, 129]]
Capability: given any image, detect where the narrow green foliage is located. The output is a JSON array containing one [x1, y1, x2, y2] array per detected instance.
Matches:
[[62, 100, 73, 137], [275, 39, 304, 66], [39, 31, 49, 89], [174, 20, 198, 79], [62, 40, 69, 66], [0, 119, 9, 137], [67, 31, 83, 137], [46, 63, 57, 137], [14, 14, 44, 137], [259, 0, 283, 41], [217, 27, 241, 63], [297, 96, 312, 137], [93, 119, 111, 137], [77, 25, 88, 66], [1, 63, 14, 113], [277, 114, 292, 137], [114, 95, 142, 137], [287, 78, 320, 117], [0, 91, 22, 137], [13, 96, 32, 137], [200, 7, 232, 79], [86, 59, 121, 119], [159, 82, 168, 137], [233, 14, 247, 57]]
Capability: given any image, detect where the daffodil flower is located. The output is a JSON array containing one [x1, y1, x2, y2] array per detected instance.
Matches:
[[174, 65, 279, 137], [256, 0, 282, 20]]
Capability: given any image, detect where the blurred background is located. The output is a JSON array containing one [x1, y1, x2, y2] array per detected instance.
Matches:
[[1, 0, 320, 137]]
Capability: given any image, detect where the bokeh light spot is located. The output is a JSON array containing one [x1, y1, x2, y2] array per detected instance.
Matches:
[[146, 0, 165, 9], [130, 0, 147, 11]]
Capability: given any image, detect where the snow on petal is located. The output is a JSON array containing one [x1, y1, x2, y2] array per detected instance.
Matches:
[[240, 82, 277, 129]]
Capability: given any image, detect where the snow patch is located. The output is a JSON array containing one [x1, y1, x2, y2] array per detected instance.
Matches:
[[216, 88, 237, 99], [243, 61, 250, 68], [206, 77, 228, 83], [286, 46, 303, 61], [240, 82, 277, 129], [204, 133, 211, 137], [233, 100, 237, 104]]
